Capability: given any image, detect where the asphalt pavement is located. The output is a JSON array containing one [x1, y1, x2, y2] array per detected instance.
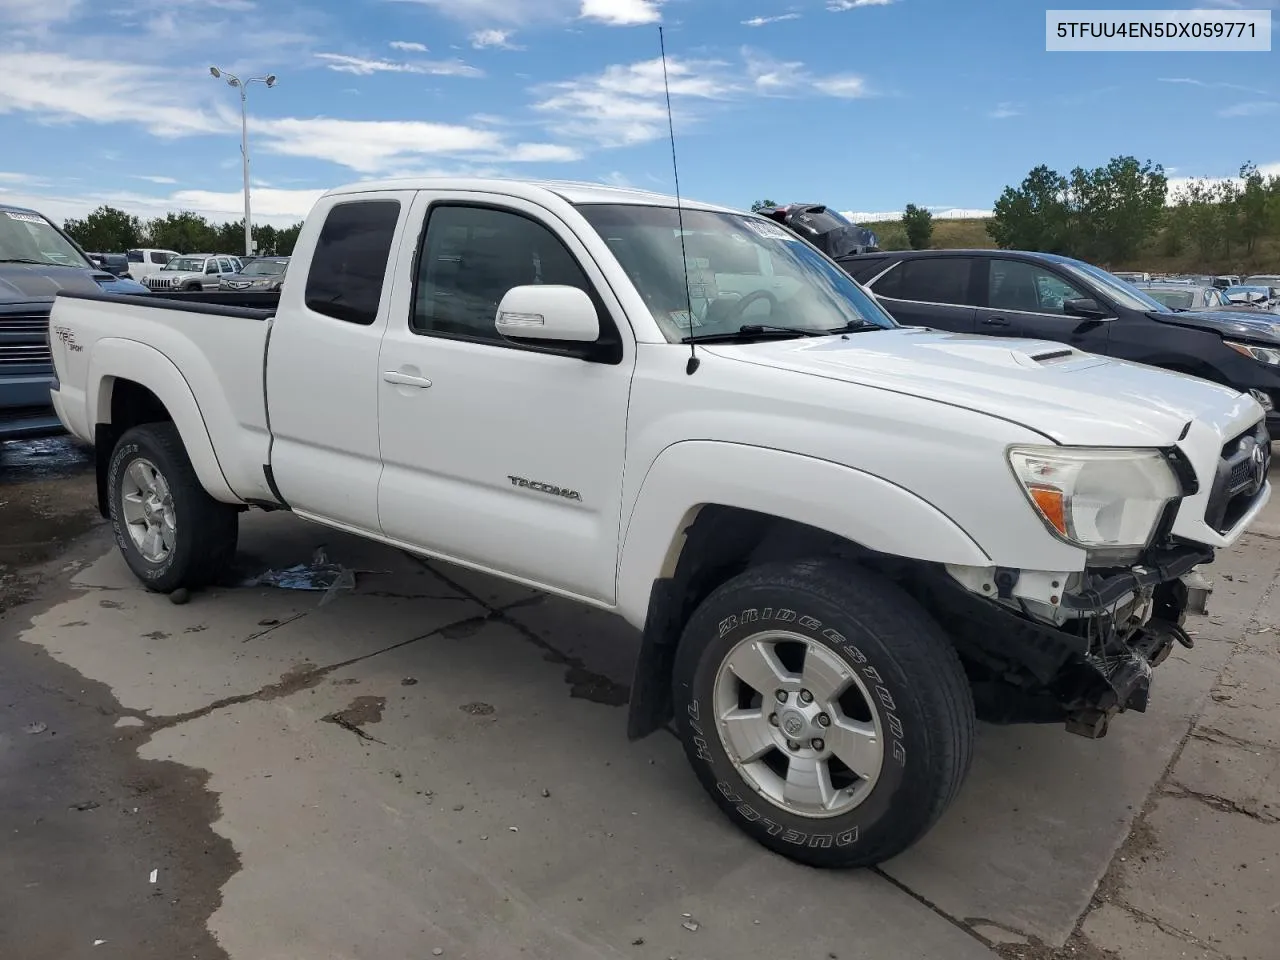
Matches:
[[1, 436, 1277, 960]]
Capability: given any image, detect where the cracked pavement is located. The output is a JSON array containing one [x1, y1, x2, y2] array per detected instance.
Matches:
[[2, 437, 1278, 960]]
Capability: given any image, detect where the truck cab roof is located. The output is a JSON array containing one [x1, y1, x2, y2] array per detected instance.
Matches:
[[322, 177, 739, 215]]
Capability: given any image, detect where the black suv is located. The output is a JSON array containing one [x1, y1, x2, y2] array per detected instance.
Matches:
[[838, 249, 1280, 437]]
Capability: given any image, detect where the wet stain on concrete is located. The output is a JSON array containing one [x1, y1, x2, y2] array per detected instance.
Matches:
[[321, 696, 388, 743], [142, 630, 170, 640], [460, 701, 495, 716], [0, 545, 238, 960], [99, 599, 123, 609]]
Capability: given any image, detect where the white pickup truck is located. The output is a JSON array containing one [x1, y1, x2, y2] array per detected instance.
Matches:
[[47, 178, 1270, 867]]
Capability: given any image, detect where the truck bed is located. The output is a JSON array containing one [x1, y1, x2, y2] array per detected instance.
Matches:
[[48, 290, 278, 504]]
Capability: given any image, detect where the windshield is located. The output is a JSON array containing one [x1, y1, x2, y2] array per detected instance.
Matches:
[[242, 259, 287, 276], [1244, 276, 1280, 287], [0, 209, 91, 267], [163, 257, 204, 272], [574, 204, 897, 342], [1058, 258, 1171, 313], [1145, 289, 1195, 310]]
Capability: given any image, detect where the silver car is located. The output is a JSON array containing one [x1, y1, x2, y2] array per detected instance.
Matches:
[[1133, 281, 1230, 312], [143, 254, 242, 292], [219, 256, 289, 291]]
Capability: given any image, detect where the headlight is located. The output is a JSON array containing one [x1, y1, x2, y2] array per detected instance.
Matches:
[[1225, 341, 1280, 365], [1008, 446, 1182, 564]]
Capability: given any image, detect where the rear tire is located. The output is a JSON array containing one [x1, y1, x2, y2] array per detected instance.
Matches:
[[107, 423, 239, 592], [672, 559, 974, 868]]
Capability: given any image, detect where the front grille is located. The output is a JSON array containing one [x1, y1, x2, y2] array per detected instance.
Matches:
[[0, 313, 51, 336], [1206, 421, 1270, 534], [0, 343, 52, 366], [147, 276, 176, 289]]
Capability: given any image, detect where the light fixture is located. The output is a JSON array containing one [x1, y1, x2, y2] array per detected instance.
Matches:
[[209, 66, 221, 78]]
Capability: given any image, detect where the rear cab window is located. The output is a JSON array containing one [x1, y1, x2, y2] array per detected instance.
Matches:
[[304, 199, 402, 325]]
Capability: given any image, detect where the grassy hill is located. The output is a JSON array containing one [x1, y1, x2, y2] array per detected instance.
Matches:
[[858, 217, 1280, 274]]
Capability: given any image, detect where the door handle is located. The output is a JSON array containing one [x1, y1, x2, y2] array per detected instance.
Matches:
[[982, 316, 1011, 327], [383, 371, 433, 388]]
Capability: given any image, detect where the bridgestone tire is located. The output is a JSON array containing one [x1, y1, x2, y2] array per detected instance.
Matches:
[[672, 559, 974, 868], [107, 423, 239, 593]]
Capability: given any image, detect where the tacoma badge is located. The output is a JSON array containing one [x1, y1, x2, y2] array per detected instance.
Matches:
[[508, 475, 583, 502]]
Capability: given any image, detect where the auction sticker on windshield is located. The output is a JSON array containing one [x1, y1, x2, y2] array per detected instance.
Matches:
[[4, 211, 45, 224], [740, 218, 796, 242]]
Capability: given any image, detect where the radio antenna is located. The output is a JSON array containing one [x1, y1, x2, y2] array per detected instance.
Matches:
[[659, 25, 699, 375]]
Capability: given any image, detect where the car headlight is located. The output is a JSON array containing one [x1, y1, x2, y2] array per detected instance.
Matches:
[[1225, 341, 1280, 365], [1008, 446, 1183, 564]]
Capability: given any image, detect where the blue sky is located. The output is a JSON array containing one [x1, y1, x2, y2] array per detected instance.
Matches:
[[0, 0, 1276, 226]]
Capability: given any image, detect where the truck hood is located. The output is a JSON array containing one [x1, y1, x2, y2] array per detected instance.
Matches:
[[703, 328, 1260, 447], [1153, 309, 1280, 345], [0, 261, 147, 302]]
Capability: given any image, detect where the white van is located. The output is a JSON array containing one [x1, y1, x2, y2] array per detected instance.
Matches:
[[125, 248, 182, 280]]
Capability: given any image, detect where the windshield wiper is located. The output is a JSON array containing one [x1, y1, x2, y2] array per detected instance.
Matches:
[[683, 324, 833, 344], [0, 257, 62, 266]]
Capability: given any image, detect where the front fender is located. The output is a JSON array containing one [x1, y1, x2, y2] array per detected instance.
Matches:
[[615, 440, 991, 627], [89, 338, 239, 503]]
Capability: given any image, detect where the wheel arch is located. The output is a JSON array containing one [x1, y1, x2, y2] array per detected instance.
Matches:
[[89, 339, 237, 517], [619, 441, 990, 739]]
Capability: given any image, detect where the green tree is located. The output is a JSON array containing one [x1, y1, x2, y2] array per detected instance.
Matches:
[[875, 224, 910, 251], [147, 212, 217, 253], [62, 205, 144, 252], [902, 203, 934, 249], [749, 198, 778, 213], [274, 222, 303, 256], [987, 165, 1073, 253], [1066, 156, 1167, 265], [1236, 162, 1269, 255]]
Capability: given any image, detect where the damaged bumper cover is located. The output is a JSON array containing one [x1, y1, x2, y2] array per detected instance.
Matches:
[[924, 543, 1213, 739]]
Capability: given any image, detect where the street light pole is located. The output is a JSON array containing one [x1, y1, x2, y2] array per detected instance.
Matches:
[[209, 67, 277, 259]]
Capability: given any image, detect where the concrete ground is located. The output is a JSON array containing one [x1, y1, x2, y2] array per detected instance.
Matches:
[[1, 437, 1277, 960]]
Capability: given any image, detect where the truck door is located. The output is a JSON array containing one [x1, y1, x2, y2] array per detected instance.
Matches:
[[375, 192, 635, 603], [265, 191, 414, 533]]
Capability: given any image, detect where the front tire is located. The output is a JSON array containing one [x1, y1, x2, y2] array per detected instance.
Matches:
[[107, 423, 239, 592], [672, 559, 974, 868]]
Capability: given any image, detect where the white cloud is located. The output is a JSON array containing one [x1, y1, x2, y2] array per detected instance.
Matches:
[[828, 0, 895, 9], [0, 0, 79, 23], [389, 0, 663, 26], [471, 28, 522, 49], [743, 48, 872, 99], [315, 53, 483, 77], [1166, 162, 1280, 199], [814, 75, 869, 98], [1218, 101, 1280, 117], [580, 0, 663, 24], [389, 41, 429, 52], [842, 207, 992, 222], [134, 175, 179, 184], [0, 182, 322, 227], [533, 56, 736, 146], [1158, 77, 1270, 95], [988, 102, 1021, 119], [253, 116, 580, 173], [0, 51, 225, 138], [743, 13, 801, 26]]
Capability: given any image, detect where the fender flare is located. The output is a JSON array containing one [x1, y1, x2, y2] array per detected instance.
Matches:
[[89, 338, 239, 503], [615, 441, 991, 627]]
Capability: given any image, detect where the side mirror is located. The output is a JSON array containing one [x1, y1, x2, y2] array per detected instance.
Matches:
[[495, 285, 599, 343], [1063, 297, 1111, 320]]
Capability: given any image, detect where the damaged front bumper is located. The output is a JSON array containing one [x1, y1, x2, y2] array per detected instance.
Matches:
[[922, 544, 1215, 739]]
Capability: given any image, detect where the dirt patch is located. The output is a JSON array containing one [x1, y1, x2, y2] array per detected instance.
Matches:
[[995, 930, 1119, 960], [321, 695, 388, 743]]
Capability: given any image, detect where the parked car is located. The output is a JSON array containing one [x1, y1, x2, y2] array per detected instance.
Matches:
[[1133, 281, 1231, 312], [47, 178, 1267, 868], [838, 249, 1280, 438], [126, 248, 182, 281], [1, 203, 148, 441], [219, 256, 288, 291], [86, 252, 132, 278], [1112, 271, 1149, 283], [1243, 274, 1280, 289], [756, 203, 880, 257], [1223, 285, 1280, 312], [142, 253, 241, 291]]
